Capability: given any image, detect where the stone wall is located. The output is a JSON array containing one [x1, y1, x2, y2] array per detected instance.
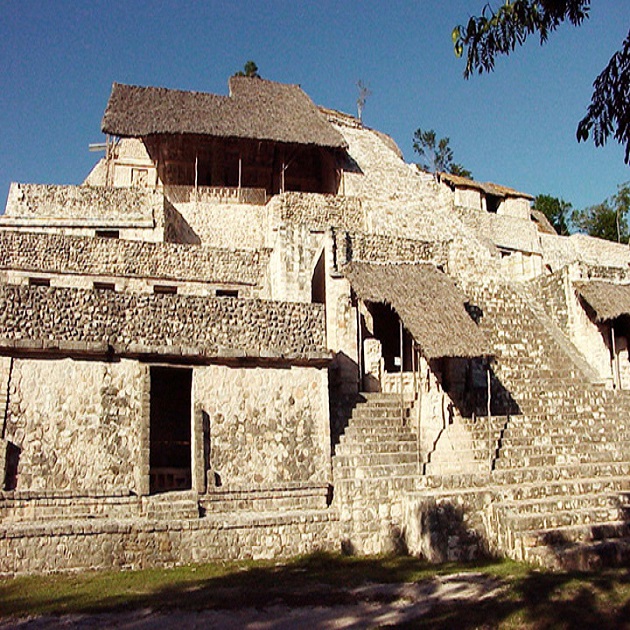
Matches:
[[333, 230, 449, 268], [3, 183, 161, 224], [269, 192, 366, 231], [195, 365, 330, 486], [168, 200, 269, 248], [0, 231, 270, 289], [269, 224, 326, 303], [0, 286, 327, 360], [0, 511, 339, 575], [4, 358, 144, 493], [533, 270, 570, 331], [455, 206, 541, 255]]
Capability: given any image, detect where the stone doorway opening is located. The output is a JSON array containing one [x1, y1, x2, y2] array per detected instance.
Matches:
[[149, 366, 192, 494]]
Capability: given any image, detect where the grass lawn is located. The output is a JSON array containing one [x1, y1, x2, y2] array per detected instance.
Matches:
[[1, 553, 629, 628]]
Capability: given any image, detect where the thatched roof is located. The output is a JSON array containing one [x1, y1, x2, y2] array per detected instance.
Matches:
[[530, 209, 558, 235], [439, 172, 533, 200], [344, 262, 490, 359], [575, 281, 630, 322], [101, 77, 347, 148]]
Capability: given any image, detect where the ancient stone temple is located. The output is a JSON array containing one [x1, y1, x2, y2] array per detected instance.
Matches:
[[2, 75, 630, 574]]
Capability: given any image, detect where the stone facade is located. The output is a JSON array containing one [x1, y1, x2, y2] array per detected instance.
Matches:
[[2, 76, 630, 575]]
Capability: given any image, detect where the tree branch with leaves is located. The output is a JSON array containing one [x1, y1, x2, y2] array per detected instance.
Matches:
[[413, 128, 472, 179], [453, 2, 630, 163]]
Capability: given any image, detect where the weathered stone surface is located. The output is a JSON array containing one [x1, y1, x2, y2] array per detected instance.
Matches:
[[0, 285, 326, 359]]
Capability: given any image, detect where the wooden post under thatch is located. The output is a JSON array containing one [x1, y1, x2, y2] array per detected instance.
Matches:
[[194, 153, 199, 205], [357, 302, 363, 392], [415, 342, 422, 474], [611, 323, 620, 389], [487, 365, 492, 469], [399, 319, 405, 422]]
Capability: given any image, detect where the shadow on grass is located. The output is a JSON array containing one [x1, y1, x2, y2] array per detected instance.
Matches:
[[399, 567, 630, 629], [1, 553, 630, 628]]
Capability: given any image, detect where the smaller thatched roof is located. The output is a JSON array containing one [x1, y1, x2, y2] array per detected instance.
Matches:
[[438, 172, 533, 200], [344, 262, 490, 359], [102, 77, 347, 149], [530, 209, 558, 235], [575, 281, 630, 322]]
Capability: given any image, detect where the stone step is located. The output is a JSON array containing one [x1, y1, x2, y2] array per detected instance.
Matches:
[[519, 521, 630, 549], [333, 475, 420, 505], [342, 425, 415, 439], [494, 449, 630, 470], [497, 476, 630, 502], [497, 441, 630, 460], [423, 446, 492, 466], [525, 537, 630, 571], [335, 438, 418, 456], [200, 486, 329, 513], [499, 491, 630, 517], [346, 416, 411, 428], [508, 505, 627, 531], [333, 461, 419, 480], [423, 461, 630, 490], [350, 406, 409, 422], [141, 490, 200, 520], [500, 433, 630, 447], [423, 460, 489, 476], [334, 451, 418, 468]]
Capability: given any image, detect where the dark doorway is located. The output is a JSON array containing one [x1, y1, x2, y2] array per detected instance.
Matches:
[[311, 251, 326, 305], [368, 302, 413, 372], [149, 367, 192, 494]]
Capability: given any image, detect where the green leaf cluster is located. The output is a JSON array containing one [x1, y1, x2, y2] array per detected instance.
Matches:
[[233, 61, 260, 78], [532, 194, 571, 235], [571, 182, 630, 243], [452, 3, 630, 164], [412, 128, 472, 179]]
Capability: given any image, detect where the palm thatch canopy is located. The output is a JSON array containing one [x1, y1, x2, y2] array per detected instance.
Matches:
[[530, 209, 557, 235], [575, 281, 630, 322], [438, 172, 533, 200], [344, 262, 490, 359], [101, 77, 347, 149]]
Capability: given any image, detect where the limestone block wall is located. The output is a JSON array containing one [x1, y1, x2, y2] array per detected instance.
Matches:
[[1, 184, 164, 241], [3, 183, 161, 223], [195, 365, 330, 486], [0, 286, 327, 360], [333, 230, 449, 268], [0, 231, 270, 292], [499, 197, 531, 220], [534, 269, 570, 331], [167, 200, 269, 248], [0, 271, 256, 300], [3, 358, 144, 493], [455, 206, 541, 256], [454, 188, 482, 211], [268, 192, 366, 232], [268, 224, 326, 303]]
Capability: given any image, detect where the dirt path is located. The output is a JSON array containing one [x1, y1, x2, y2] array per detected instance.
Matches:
[[1, 573, 505, 628]]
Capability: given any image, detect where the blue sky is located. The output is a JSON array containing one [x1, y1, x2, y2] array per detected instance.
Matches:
[[1, 1, 628, 212]]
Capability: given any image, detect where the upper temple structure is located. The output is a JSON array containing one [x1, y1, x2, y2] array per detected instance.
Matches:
[[2, 75, 630, 574]]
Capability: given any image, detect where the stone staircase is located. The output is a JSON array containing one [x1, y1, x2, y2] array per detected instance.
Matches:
[[141, 490, 201, 520], [332, 393, 421, 553], [456, 281, 630, 568], [333, 280, 630, 569]]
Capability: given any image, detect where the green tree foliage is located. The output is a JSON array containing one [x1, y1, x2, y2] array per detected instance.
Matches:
[[449, 163, 474, 179], [453, 2, 630, 163], [234, 61, 260, 78], [412, 128, 472, 178], [572, 182, 630, 242], [532, 194, 572, 235]]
